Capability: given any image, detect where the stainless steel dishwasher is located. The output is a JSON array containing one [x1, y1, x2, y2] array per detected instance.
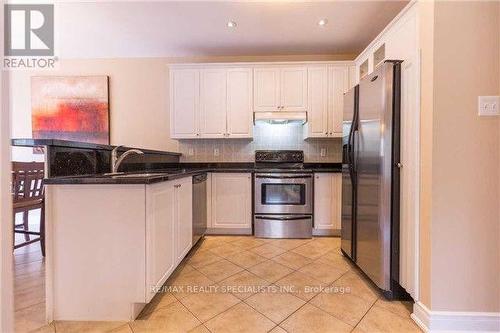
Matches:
[[192, 173, 207, 245]]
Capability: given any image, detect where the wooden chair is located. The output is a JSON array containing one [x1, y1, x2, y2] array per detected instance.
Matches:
[[12, 162, 45, 256]]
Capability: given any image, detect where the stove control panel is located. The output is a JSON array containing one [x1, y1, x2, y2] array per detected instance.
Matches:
[[255, 150, 304, 163]]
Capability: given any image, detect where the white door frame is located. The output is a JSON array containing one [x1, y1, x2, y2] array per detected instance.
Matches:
[[0, 2, 14, 328]]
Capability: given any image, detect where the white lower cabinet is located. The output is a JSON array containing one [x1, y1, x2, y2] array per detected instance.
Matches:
[[211, 173, 252, 231], [48, 179, 194, 321], [146, 182, 176, 302], [174, 176, 193, 264], [146, 176, 192, 302], [314, 173, 342, 232]]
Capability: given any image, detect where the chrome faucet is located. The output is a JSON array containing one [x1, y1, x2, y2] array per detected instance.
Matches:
[[111, 145, 144, 173]]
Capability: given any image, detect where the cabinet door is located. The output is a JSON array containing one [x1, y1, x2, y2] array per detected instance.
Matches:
[[254, 67, 280, 112], [212, 173, 252, 229], [281, 67, 308, 111], [314, 173, 334, 229], [227, 68, 253, 138], [314, 173, 342, 230], [170, 69, 199, 138], [305, 66, 329, 138], [200, 69, 227, 138], [146, 181, 175, 302], [328, 66, 349, 136], [175, 177, 193, 264], [348, 65, 357, 90]]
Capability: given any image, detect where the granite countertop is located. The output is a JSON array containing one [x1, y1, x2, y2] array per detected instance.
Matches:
[[44, 163, 342, 185]]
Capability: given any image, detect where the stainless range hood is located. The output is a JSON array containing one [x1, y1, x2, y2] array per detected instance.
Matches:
[[253, 111, 307, 125]]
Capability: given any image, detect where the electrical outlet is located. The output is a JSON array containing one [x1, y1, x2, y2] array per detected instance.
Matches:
[[188, 148, 194, 156], [478, 96, 499, 116], [320, 148, 327, 157], [213, 148, 220, 156]]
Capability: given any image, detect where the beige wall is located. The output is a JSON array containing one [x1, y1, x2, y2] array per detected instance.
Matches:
[[10, 58, 178, 154], [419, 0, 500, 312], [9, 54, 353, 161]]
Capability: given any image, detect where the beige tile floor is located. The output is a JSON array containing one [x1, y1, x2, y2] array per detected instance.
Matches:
[[28, 236, 422, 333]]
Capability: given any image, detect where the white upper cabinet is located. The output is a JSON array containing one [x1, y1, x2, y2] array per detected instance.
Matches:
[[200, 68, 227, 138], [170, 69, 200, 139], [280, 67, 308, 111], [171, 62, 354, 140], [254, 66, 307, 112], [227, 68, 253, 138], [253, 67, 280, 112], [305, 66, 329, 138], [171, 66, 253, 139], [348, 65, 357, 90], [329, 65, 349, 136], [304, 63, 351, 139]]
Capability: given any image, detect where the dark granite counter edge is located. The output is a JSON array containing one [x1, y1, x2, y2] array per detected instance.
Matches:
[[44, 169, 212, 185], [11, 138, 181, 157], [44, 163, 342, 185]]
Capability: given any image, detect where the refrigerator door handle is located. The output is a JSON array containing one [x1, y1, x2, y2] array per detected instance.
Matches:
[[351, 128, 359, 175]]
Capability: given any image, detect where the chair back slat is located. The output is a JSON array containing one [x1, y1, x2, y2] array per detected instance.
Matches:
[[12, 162, 45, 204]]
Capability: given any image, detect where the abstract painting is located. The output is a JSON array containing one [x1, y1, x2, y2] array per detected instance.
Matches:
[[31, 76, 110, 144]]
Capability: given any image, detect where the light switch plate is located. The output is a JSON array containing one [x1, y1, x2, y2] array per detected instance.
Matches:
[[213, 148, 220, 156], [478, 96, 499, 116], [320, 148, 327, 157], [188, 148, 194, 156]]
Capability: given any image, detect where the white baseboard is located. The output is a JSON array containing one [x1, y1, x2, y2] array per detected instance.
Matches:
[[412, 302, 500, 333], [312, 228, 340, 236], [205, 228, 252, 235]]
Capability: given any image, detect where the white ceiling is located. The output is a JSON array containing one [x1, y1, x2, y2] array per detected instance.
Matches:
[[57, 1, 409, 59]]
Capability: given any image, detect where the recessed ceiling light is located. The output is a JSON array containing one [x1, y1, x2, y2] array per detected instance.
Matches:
[[227, 21, 237, 28], [318, 19, 328, 27]]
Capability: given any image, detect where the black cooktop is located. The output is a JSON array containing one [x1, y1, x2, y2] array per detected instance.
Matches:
[[255, 150, 304, 163], [254, 150, 306, 173]]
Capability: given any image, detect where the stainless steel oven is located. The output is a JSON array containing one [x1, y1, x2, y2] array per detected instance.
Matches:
[[253, 150, 313, 239], [254, 173, 313, 215]]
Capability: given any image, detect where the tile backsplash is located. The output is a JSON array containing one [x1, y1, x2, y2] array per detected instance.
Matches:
[[179, 122, 341, 162]]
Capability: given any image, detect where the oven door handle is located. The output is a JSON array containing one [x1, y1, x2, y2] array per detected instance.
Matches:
[[255, 174, 312, 179], [255, 215, 312, 221]]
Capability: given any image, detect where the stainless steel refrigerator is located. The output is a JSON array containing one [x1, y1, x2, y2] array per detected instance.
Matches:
[[341, 60, 406, 299]]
